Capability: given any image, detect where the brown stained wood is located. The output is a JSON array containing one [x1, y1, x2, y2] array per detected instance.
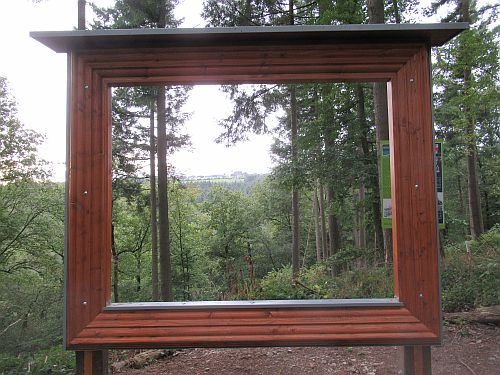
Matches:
[[67, 306, 439, 349], [86, 310, 421, 328], [68, 52, 88, 340], [78, 43, 423, 64], [63, 33, 446, 350], [404, 346, 432, 375], [76, 350, 109, 375], [70, 332, 439, 350], [79, 323, 430, 337], [389, 46, 440, 338], [102, 307, 410, 319], [84, 51, 414, 68], [86, 316, 421, 328]]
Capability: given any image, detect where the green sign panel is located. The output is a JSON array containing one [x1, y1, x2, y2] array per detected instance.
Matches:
[[381, 140, 444, 229]]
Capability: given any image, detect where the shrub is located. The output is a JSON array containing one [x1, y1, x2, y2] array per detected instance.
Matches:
[[441, 226, 500, 312], [30, 345, 75, 374], [258, 262, 393, 300]]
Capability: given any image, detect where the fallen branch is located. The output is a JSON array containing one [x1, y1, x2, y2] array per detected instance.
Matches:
[[458, 358, 478, 375], [293, 279, 318, 295], [0, 318, 22, 336], [111, 349, 173, 372], [445, 306, 500, 325]]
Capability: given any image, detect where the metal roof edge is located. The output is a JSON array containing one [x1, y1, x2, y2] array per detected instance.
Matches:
[[31, 23, 468, 53]]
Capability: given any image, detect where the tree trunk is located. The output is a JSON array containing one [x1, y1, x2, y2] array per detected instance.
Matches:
[[313, 188, 323, 262], [157, 87, 173, 301], [457, 173, 467, 236], [135, 254, 141, 293], [288, 1, 300, 281], [327, 186, 341, 255], [149, 106, 159, 301], [319, 185, 328, 258], [368, 0, 392, 263], [290, 85, 300, 280], [354, 184, 367, 248], [367, 0, 384, 23], [392, 0, 401, 23], [461, 1, 484, 240], [357, 83, 383, 254], [111, 224, 119, 303], [465, 99, 484, 239], [176, 192, 189, 300], [77, 0, 85, 30], [445, 305, 500, 325]]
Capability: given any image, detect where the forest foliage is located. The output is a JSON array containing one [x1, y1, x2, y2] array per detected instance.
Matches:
[[0, 0, 499, 373]]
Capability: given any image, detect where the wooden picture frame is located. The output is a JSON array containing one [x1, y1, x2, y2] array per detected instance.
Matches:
[[31, 24, 466, 350]]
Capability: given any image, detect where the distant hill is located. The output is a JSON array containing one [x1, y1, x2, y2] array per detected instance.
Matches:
[[184, 172, 266, 201]]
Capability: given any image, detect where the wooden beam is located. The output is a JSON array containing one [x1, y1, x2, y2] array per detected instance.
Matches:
[[404, 346, 431, 375], [76, 350, 108, 375]]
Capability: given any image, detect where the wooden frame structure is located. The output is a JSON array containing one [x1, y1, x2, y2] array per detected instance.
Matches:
[[32, 24, 465, 353]]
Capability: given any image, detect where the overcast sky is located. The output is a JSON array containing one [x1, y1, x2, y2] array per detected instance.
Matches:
[[0, 0, 275, 181]]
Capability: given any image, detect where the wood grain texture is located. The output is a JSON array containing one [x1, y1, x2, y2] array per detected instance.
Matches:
[[388, 46, 441, 337], [68, 307, 438, 350], [81, 43, 420, 85], [65, 38, 442, 350]]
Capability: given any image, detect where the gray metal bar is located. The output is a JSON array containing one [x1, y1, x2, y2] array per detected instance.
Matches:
[[30, 23, 468, 53], [105, 298, 402, 311]]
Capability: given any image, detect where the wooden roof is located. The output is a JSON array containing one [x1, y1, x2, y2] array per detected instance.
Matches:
[[31, 23, 467, 53]]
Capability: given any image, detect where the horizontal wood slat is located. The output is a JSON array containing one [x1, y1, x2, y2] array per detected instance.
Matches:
[[70, 332, 439, 350], [87, 307, 419, 328]]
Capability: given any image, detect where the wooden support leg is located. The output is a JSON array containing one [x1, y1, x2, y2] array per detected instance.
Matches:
[[404, 346, 431, 375], [76, 350, 109, 375]]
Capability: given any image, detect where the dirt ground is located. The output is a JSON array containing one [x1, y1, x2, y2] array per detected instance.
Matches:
[[115, 322, 499, 375]]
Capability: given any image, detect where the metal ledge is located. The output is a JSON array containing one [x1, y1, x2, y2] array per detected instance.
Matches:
[[105, 298, 402, 311], [31, 23, 468, 53]]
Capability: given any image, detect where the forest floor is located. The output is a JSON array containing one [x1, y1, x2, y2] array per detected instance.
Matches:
[[114, 322, 499, 375]]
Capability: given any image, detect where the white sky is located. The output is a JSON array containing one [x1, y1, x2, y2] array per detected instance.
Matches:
[[0, 0, 275, 181]]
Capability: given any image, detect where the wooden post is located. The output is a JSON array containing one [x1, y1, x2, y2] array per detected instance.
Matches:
[[76, 350, 109, 375], [404, 346, 431, 375]]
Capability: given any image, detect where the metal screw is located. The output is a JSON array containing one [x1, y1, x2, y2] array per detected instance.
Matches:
[[82, 301, 88, 306], [410, 78, 415, 83], [415, 184, 419, 189], [83, 190, 88, 196], [418, 293, 424, 299], [84, 84, 89, 89]]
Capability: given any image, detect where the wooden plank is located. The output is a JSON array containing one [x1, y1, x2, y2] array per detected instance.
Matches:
[[79, 43, 423, 64], [75, 351, 108, 375], [87, 315, 420, 328], [70, 332, 439, 350], [404, 346, 432, 375], [388, 46, 440, 338], [95, 306, 412, 320]]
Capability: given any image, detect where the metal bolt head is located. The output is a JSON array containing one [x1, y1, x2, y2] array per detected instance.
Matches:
[[418, 293, 424, 299], [415, 184, 419, 189], [410, 78, 415, 83], [82, 301, 88, 305], [83, 190, 88, 196], [84, 84, 89, 89]]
